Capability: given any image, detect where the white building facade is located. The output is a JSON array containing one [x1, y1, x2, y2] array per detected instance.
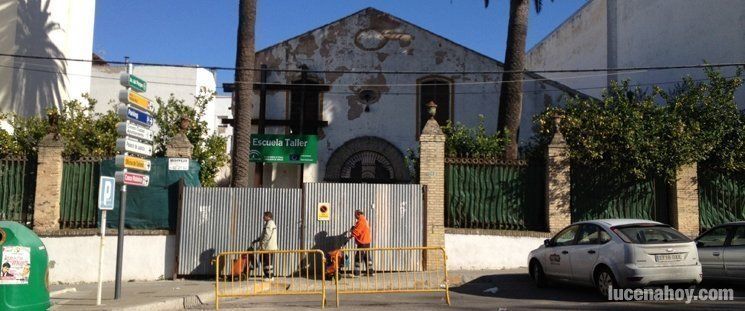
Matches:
[[247, 8, 582, 188], [527, 0, 745, 107], [0, 0, 96, 116]]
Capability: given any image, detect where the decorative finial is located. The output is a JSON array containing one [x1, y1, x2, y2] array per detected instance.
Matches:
[[179, 116, 191, 133], [426, 101, 437, 120]]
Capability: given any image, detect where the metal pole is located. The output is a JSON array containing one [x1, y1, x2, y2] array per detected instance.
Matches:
[[96, 210, 107, 305], [114, 60, 133, 300], [254, 64, 268, 187]]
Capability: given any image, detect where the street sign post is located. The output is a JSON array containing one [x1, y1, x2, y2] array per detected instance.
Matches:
[[116, 122, 153, 142], [115, 171, 150, 187], [115, 155, 152, 172], [96, 176, 116, 306], [114, 63, 154, 300], [119, 89, 152, 111], [119, 72, 147, 93], [116, 137, 153, 157], [117, 106, 154, 127]]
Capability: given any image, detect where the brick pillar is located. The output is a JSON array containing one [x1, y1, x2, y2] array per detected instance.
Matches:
[[671, 164, 700, 236], [546, 114, 571, 234], [419, 117, 445, 271], [33, 133, 64, 233], [165, 133, 193, 158]]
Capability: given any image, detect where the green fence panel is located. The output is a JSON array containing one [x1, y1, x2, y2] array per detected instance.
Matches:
[[446, 160, 545, 231], [101, 157, 201, 230], [698, 167, 745, 230], [60, 158, 102, 229], [0, 157, 36, 227], [570, 164, 668, 223]]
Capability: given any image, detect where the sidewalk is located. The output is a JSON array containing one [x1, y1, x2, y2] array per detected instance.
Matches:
[[48, 270, 515, 310], [50, 280, 216, 311]]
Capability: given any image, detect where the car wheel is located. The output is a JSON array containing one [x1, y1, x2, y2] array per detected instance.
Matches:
[[595, 267, 617, 297], [531, 260, 547, 288]]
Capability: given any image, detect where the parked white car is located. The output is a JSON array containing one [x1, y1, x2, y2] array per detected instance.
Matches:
[[695, 221, 745, 281], [528, 219, 702, 296]]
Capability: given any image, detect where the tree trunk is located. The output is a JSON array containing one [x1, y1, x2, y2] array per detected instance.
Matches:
[[497, 0, 530, 160], [231, 0, 257, 187]]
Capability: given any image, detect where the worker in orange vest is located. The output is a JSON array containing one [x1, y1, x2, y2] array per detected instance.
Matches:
[[348, 210, 373, 277]]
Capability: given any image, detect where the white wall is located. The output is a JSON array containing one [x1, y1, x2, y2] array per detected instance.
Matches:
[[0, 0, 96, 116], [42, 235, 175, 284], [88, 65, 217, 115], [527, 0, 745, 107], [445, 233, 545, 270], [253, 8, 576, 186]]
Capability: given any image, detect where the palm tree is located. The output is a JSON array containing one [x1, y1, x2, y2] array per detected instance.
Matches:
[[231, 0, 257, 187], [484, 0, 551, 159]]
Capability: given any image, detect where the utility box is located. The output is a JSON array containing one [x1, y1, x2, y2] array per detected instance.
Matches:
[[0, 221, 50, 311]]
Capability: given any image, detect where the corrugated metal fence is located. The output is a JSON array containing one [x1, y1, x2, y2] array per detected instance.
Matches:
[[178, 187, 303, 275], [445, 158, 546, 231], [0, 157, 36, 226], [178, 183, 423, 276], [698, 166, 745, 230], [304, 183, 424, 271], [60, 157, 102, 229]]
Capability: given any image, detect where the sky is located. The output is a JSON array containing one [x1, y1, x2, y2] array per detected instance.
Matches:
[[93, 0, 590, 91]]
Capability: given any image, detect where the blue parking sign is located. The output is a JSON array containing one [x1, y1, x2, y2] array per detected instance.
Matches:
[[98, 176, 116, 210]]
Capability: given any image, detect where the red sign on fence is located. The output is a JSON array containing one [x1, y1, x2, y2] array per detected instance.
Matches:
[[114, 171, 150, 187]]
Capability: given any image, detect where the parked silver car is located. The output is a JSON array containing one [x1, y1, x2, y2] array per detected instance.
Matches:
[[528, 219, 702, 296], [695, 221, 745, 280]]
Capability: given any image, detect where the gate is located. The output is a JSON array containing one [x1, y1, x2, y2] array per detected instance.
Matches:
[[177, 183, 424, 276]]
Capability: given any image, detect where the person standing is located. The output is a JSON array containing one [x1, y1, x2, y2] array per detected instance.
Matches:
[[252, 211, 277, 281], [348, 210, 373, 277]]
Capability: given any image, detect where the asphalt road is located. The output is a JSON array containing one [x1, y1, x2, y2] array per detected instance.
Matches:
[[195, 269, 745, 310]]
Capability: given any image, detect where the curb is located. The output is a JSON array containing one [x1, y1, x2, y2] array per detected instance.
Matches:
[[50, 287, 77, 297]]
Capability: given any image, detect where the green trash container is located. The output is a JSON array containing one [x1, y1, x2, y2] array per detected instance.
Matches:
[[0, 221, 50, 311]]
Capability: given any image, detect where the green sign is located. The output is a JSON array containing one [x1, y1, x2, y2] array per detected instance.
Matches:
[[250, 134, 317, 164], [128, 74, 147, 93], [120, 73, 147, 93]]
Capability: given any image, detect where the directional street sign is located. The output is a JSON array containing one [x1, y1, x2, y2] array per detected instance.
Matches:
[[115, 171, 150, 187], [119, 72, 147, 93], [116, 137, 153, 157], [116, 122, 153, 142], [97, 176, 116, 211], [115, 155, 151, 172], [119, 89, 152, 111], [118, 106, 154, 127]]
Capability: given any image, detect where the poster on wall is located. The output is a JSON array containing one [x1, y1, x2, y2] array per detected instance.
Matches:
[[0, 246, 31, 285]]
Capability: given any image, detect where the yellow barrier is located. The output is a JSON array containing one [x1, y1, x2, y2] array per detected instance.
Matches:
[[214, 249, 327, 309], [332, 246, 450, 307]]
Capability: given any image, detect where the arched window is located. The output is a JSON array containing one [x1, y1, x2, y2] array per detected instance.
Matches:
[[417, 76, 452, 134]]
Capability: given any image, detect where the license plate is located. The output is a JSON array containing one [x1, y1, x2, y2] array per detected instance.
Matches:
[[655, 253, 684, 262]]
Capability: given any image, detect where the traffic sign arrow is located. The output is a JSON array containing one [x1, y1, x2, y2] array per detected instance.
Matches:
[[119, 72, 147, 93], [115, 171, 150, 187], [116, 122, 153, 142], [119, 89, 152, 111], [116, 137, 153, 157], [115, 155, 152, 172], [118, 106, 154, 127]]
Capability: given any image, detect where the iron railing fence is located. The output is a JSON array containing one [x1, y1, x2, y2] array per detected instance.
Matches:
[[0, 156, 36, 227], [445, 158, 546, 231]]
